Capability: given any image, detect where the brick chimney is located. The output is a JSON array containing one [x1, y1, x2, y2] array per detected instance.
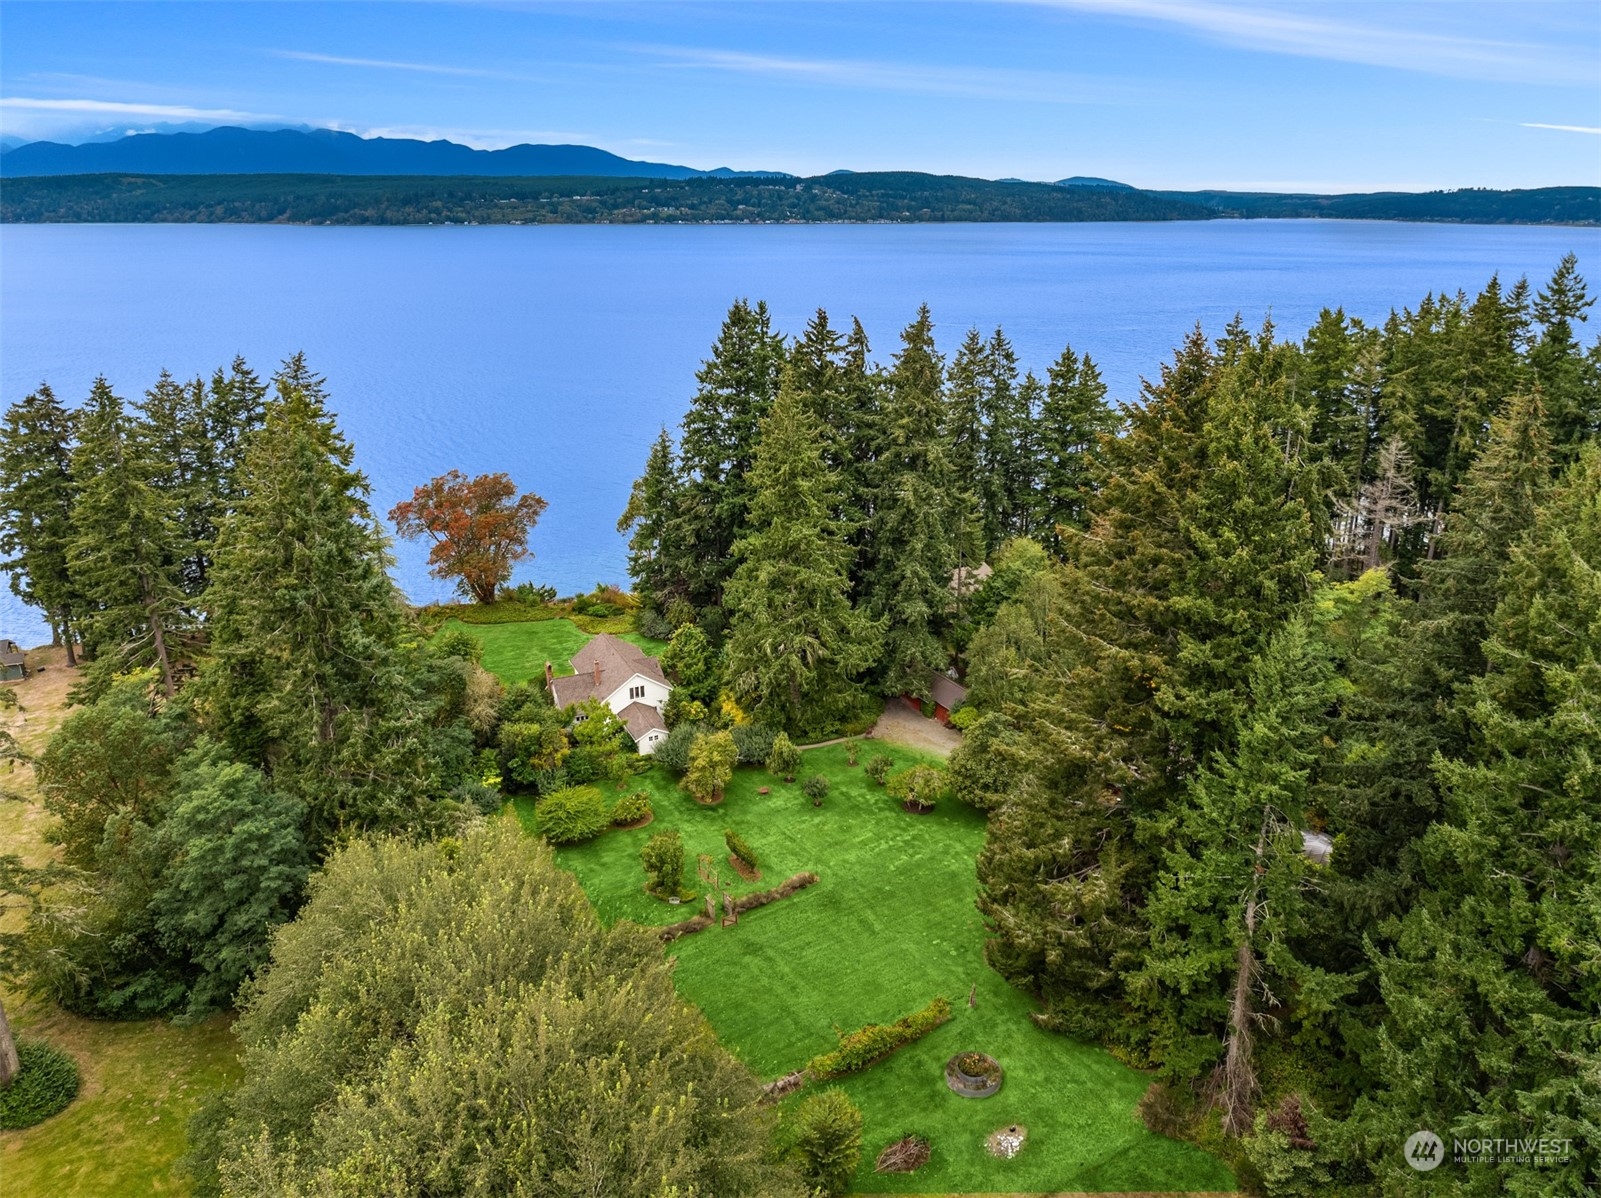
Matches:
[[593, 659, 602, 687]]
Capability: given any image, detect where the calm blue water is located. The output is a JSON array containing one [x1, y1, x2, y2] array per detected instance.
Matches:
[[2, 220, 1596, 648]]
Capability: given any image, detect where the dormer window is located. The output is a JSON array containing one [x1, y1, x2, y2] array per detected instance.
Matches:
[[629, 684, 646, 700]]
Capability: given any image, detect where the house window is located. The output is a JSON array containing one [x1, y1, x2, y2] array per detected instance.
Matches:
[[629, 685, 645, 700]]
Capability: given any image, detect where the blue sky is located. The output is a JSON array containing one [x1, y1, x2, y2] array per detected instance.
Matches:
[[1, 1, 1597, 190]]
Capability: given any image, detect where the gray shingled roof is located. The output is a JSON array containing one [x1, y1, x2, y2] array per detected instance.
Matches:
[[926, 668, 968, 711], [0, 639, 24, 668], [548, 633, 667, 709], [616, 701, 668, 742]]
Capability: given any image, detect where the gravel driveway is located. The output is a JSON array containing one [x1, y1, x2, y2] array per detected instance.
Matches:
[[869, 700, 963, 758]]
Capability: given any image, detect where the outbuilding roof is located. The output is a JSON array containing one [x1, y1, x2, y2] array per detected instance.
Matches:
[[0, 639, 25, 669], [925, 668, 968, 712], [548, 633, 668, 709]]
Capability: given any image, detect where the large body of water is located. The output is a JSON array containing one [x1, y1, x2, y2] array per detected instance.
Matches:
[[2, 220, 1596, 648]]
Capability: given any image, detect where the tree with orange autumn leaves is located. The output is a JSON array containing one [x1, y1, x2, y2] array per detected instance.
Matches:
[[389, 471, 547, 604]]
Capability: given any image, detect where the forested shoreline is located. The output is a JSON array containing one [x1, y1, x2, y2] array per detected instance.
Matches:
[[2, 171, 1596, 225], [616, 255, 1600, 1192], [0, 253, 1596, 1194]]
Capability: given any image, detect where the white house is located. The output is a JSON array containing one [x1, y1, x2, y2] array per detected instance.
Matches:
[[545, 633, 672, 754]]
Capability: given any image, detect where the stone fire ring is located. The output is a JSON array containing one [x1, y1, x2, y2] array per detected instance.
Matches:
[[944, 1052, 1003, 1098]]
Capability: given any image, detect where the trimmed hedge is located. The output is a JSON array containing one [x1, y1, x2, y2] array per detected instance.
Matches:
[[807, 996, 953, 1080], [731, 871, 819, 914], [0, 1038, 80, 1130], [723, 828, 758, 870], [536, 785, 608, 844]]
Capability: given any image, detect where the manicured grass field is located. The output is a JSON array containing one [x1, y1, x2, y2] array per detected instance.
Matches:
[[441, 617, 666, 686], [525, 744, 1235, 1195]]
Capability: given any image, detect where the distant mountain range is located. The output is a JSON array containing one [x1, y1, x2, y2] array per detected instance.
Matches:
[[0, 126, 790, 180], [1, 128, 1594, 226]]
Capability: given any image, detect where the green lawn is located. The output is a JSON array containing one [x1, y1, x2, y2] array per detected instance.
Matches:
[[0, 999, 240, 1197], [526, 744, 1235, 1195], [442, 617, 666, 687]]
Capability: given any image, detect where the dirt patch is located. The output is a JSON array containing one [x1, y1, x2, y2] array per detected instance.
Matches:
[[869, 703, 961, 758], [728, 854, 760, 882], [612, 812, 655, 831]]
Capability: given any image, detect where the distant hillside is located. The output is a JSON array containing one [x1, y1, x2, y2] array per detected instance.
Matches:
[[0, 171, 1216, 225], [1055, 177, 1134, 189], [1, 171, 1593, 227], [0, 126, 787, 180], [1154, 187, 1601, 225]]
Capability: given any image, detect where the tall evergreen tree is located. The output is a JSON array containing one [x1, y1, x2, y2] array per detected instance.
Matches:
[[671, 299, 786, 611], [1362, 447, 1601, 1195], [70, 378, 188, 694], [201, 361, 433, 840], [1134, 599, 1348, 1135], [1036, 343, 1116, 553], [1415, 388, 1553, 711], [0, 384, 79, 659], [617, 428, 682, 611], [722, 377, 878, 733], [864, 305, 954, 695], [1529, 254, 1599, 458]]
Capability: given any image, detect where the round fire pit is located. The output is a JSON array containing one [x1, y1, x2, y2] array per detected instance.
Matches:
[[944, 1051, 1003, 1098]]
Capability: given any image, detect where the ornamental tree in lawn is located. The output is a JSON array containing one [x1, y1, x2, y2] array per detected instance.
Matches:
[[389, 470, 548, 605]]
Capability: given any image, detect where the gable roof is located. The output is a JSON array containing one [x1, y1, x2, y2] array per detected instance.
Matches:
[[0, 639, 24, 668], [548, 633, 667, 709], [616, 701, 668, 742]]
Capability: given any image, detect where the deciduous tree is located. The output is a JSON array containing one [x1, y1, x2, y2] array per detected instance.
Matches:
[[390, 469, 547, 605]]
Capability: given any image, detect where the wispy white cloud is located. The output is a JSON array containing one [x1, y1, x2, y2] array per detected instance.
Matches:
[[271, 50, 544, 83], [1521, 122, 1601, 135], [628, 44, 1126, 105], [0, 97, 271, 120], [1018, 0, 1593, 85], [322, 120, 599, 149]]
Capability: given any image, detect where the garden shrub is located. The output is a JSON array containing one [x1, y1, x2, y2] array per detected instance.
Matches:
[[682, 729, 737, 804], [451, 778, 503, 815], [789, 1088, 863, 1198], [430, 627, 483, 662], [634, 608, 674, 641], [654, 722, 708, 773], [887, 764, 946, 810], [0, 1038, 80, 1130], [535, 785, 608, 844], [920, 699, 937, 719], [641, 830, 686, 897], [865, 754, 894, 784], [724, 828, 758, 869], [731, 723, 776, 766], [845, 741, 859, 765], [801, 775, 830, 802], [807, 996, 953, 1080], [947, 704, 979, 731], [610, 790, 653, 826], [766, 732, 801, 780]]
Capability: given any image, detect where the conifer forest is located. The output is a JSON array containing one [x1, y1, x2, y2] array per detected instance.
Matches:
[[1, 254, 1597, 1196]]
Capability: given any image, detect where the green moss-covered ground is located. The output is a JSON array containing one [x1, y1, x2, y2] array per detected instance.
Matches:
[[527, 744, 1235, 1195], [441, 616, 665, 686]]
